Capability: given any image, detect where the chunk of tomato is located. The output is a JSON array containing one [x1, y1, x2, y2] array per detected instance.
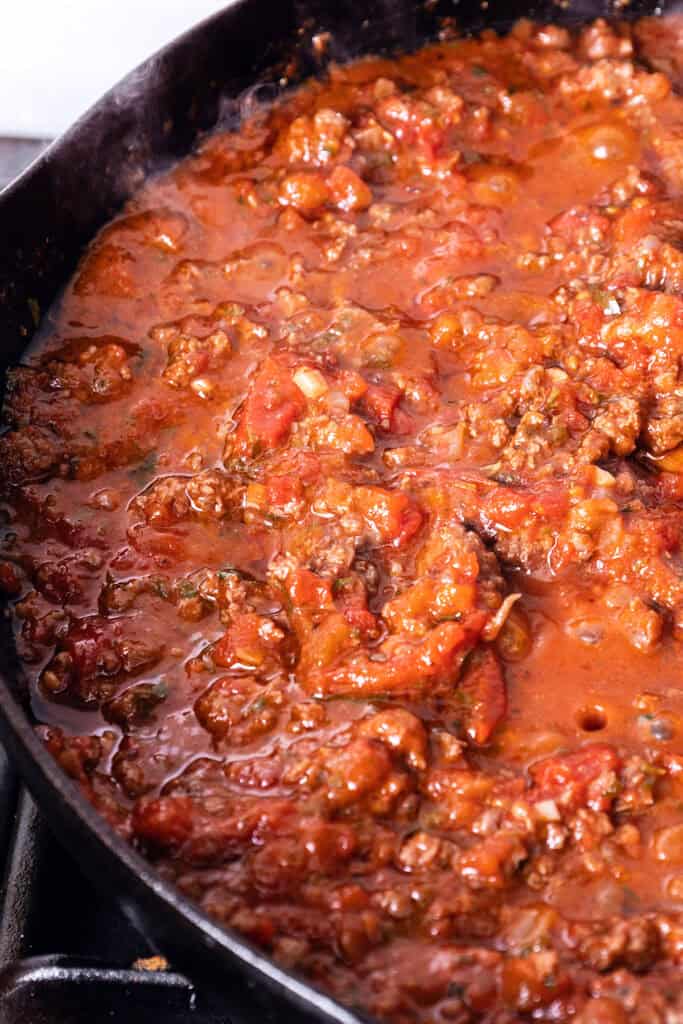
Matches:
[[530, 743, 621, 812], [233, 359, 306, 458], [458, 648, 507, 746]]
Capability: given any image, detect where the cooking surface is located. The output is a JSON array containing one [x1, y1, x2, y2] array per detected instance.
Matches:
[[5, 14, 683, 1022]]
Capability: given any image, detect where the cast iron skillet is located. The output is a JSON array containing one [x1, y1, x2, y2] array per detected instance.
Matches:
[[0, 0, 673, 1020]]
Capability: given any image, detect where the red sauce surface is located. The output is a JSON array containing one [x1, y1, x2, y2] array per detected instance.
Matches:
[[5, 15, 683, 1021]]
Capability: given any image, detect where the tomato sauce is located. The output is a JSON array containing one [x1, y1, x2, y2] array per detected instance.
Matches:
[[4, 15, 683, 1022]]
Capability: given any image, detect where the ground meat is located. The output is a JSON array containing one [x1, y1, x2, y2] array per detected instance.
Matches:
[[0, 425, 63, 484], [591, 396, 641, 456], [577, 917, 662, 973], [644, 393, 683, 453]]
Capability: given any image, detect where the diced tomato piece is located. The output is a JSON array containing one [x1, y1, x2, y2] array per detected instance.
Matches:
[[458, 648, 506, 746], [265, 474, 303, 514], [212, 613, 282, 672], [209, 633, 237, 668], [298, 612, 356, 675], [392, 498, 423, 547], [459, 548, 481, 582], [362, 382, 414, 434], [383, 578, 476, 633], [354, 486, 423, 548], [233, 359, 306, 458], [532, 484, 570, 520], [483, 484, 568, 532], [289, 568, 334, 612], [307, 620, 474, 697], [363, 383, 403, 430], [530, 743, 621, 812], [483, 487, 534, 531]]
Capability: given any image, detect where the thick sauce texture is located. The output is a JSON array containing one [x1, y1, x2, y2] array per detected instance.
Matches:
[[7, 16, 683, 1022]]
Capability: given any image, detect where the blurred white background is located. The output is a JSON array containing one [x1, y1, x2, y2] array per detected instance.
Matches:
[[0, 0, 228, 138]]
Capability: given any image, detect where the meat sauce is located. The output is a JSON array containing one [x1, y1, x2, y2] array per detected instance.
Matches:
[[5, 15, 683, 1022]]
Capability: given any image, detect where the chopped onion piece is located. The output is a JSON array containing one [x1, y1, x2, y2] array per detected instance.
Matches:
[[294, 366, 328, 399], [326, 389, 350, 414], [535, 799, 561, 822], [483, 592, 522, 641]]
